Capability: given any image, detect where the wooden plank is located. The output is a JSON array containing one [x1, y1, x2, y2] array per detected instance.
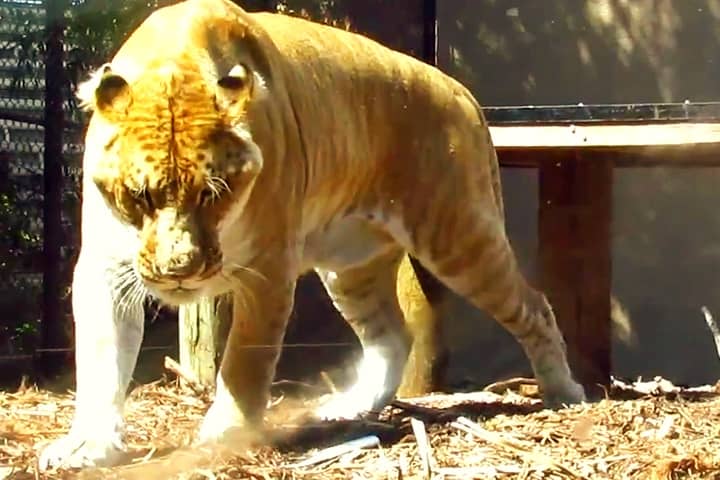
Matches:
[[538, 152, 612, 396], [489, 122, 720, 168], [490, 122, 720, 148]]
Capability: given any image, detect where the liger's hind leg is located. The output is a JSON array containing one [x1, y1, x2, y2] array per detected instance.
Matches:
[[315, 247, 411, 420], [410, 205, 585, 408]]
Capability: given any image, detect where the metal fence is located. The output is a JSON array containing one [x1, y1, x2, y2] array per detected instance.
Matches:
[[0, 0, 78, 380]]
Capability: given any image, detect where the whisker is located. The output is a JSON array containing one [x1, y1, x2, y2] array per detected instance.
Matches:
[[110, 263, 147, 318], [207, 176, 231, 198], [146, 298, 163, 324], [220, 269, 258, 316], [226, 262, 268, 283]]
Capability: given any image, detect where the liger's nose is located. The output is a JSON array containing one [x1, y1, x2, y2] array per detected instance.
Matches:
[[155, 254, 205, 279]]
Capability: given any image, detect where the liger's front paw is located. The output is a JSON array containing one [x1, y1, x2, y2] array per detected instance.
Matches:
[[38, 431, 126, 471], [196, 400, 256, 446], [314, 392, 383, 421], [541, 380, 587, 409]]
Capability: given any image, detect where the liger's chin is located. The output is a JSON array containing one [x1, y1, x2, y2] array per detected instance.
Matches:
[[139, 265, 225, 307], [150, 286, 206, 307]]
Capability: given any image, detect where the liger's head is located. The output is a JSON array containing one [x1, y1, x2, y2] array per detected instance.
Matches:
[[80, 60, 265, 305]]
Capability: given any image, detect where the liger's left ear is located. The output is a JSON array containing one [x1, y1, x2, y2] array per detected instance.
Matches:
[[77, 63, 132, 117], [215, 63, 266, 111]]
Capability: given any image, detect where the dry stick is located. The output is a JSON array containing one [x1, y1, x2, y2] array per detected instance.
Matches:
[[410, 417, 433, 480], [483, 377, 537, 395], [701, 306, 720, 360], [288, 435, 380, 468], [451, 416, 589, 480], [319, 371, 338, 394], [391, 400, 447, 419], [163, 356, 208, 395]]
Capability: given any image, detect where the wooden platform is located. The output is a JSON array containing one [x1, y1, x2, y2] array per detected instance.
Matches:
[[489, 121, 720, 396]]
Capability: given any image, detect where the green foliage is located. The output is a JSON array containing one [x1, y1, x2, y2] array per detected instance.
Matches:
[[64, 1, 176, 93], [0, 181, 43, 354], [276, 0, 344, 19]]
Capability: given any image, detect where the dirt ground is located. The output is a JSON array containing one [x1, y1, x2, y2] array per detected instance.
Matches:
[[2, 375, 720, 479]]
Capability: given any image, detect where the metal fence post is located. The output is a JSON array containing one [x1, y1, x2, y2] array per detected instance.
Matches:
[[39, 0, 68, 378]]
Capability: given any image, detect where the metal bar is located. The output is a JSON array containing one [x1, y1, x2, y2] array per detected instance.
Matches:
[[422, 0, 437, 66]]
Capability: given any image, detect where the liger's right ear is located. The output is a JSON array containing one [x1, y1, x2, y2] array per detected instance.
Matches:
[[76, 63, 132, 116], [214, 63, 267, 114]]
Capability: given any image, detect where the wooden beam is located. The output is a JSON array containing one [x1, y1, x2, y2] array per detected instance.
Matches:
[[538, 152, 613, 396]]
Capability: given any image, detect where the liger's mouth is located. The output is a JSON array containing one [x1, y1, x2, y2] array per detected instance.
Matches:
[[171, 286, 198, 293], [150, 284, 204, 306]]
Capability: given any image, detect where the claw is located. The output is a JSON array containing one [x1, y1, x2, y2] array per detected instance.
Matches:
[[38, 432, 126, 471]]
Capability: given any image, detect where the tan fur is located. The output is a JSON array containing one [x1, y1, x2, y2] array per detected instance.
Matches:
[[78, 0, 585, 439], [396, 256, 444, 397]]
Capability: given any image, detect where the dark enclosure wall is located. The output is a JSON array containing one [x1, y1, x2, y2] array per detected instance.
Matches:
[[439, 0, 720, 106], [437, 0, 720, 387]]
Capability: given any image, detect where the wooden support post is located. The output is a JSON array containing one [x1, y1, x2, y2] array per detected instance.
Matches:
[[178, 295, 231, 387], [538, 152, 613, 397]]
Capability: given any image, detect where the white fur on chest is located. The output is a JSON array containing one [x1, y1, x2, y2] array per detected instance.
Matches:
[[302, 214, 397, 273]]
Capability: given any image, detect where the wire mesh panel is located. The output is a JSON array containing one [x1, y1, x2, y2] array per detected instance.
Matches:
[[0, 0, 134, 378], [0, 0, 49, 375]]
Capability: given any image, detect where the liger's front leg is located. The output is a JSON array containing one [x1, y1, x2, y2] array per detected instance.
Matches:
[[38, 255, 145, 470], [197, 266, 296, 444]]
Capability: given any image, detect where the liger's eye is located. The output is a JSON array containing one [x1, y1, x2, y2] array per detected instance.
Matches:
[[131, 187, 154, 211]]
